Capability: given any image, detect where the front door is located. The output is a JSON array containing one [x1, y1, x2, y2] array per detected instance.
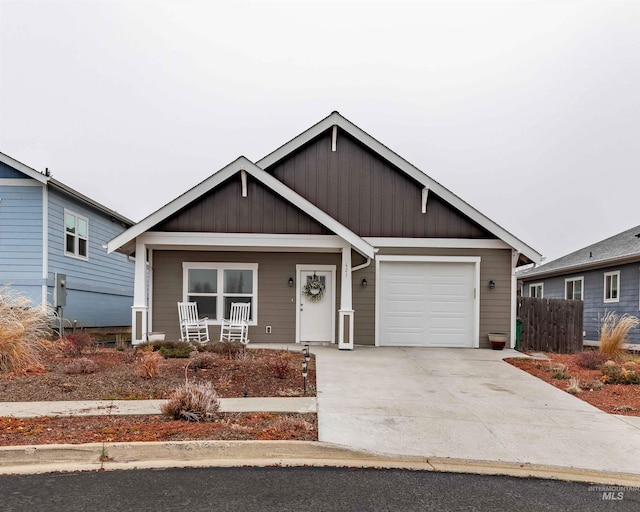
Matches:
[[297, 266, 335, 343]]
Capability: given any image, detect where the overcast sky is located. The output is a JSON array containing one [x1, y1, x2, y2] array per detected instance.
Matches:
[[1, 0, 638, 263]]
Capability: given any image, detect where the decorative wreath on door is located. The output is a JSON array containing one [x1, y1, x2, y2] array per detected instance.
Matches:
[[303, 276, 326, 302]]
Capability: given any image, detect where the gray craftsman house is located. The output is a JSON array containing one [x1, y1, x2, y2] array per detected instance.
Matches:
[[519, 224, 640, 345], [108, 112, 541, 348]]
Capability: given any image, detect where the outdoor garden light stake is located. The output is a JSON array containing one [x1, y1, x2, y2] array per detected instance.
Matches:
[[302, 360, 309, 395]]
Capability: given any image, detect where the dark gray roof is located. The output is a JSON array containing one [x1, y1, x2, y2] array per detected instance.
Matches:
[[518, 224, 640, 279]]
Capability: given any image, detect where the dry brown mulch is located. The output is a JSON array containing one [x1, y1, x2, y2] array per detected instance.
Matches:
[[0, 346, 317, 445], [0, 347, 315, 401], [506, 353, 640, 416], [0, 413, 317, 446]]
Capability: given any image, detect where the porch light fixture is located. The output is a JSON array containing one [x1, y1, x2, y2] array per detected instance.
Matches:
[[361, 278, 368, 288], [489, 280, 495, 289], [288, 276, 294, 287]]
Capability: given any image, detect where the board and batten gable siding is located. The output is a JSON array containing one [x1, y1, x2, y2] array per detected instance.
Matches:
[[265, 129, 495, 239], [152, 250, 341, 342], [351, 247, 512, 348], [155, 174, 331, 235], [523, 263, 640, 344], [0, 174, 44, 303], [47, 188, 134, 327]]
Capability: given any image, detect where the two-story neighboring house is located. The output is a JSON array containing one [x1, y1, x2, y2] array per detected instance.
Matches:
[[0, 152, 135, 330], [519, 225, 640, 345]]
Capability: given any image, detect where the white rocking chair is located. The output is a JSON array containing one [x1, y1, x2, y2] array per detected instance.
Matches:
[[220, 302, 250, 345], [177, 301, 210, 343]]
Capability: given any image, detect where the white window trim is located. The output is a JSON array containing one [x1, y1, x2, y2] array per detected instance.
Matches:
[[63, 209, 89, 260], [564, 277, 584, 301], [529, 282, 543, 298], [182, 262, 258, 325], [604, 271, 620, 303]]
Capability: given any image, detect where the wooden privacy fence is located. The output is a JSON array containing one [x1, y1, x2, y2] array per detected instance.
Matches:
[[517, 297, 583, 354]]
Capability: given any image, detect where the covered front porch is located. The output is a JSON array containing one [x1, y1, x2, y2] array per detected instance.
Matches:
[[129, 233, 374, 349]]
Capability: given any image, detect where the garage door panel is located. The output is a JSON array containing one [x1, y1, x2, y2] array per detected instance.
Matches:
[[379, 261, 475, 348]]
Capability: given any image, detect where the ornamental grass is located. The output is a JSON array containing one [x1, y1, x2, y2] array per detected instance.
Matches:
[[0, 286, 52, 373], [598, 311, 640, 359]]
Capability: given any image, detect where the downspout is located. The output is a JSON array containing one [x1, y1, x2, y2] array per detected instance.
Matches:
[[352, 257, 371, 272]]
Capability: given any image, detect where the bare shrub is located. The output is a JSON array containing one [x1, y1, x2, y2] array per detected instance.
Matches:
[[161, 381, 220, 421], [599, 312, 640, 359], [575, 350, 608, 370], [269, 351, 292, 379], [0, 286, 53, 373], [63, 357, 99, 375], [201, 341, 244, 358], [60, 332, 95, 357], [190, 352, 218, 369], [137, 351, 163, 379]]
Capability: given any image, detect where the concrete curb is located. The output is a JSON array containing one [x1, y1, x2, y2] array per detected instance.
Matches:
[[1, 440, 639, 486]]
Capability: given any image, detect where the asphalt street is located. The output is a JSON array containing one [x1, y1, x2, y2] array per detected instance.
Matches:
[[2, 467, 638, 512]]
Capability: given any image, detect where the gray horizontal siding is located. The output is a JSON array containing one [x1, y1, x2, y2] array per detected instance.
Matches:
[[522, 263, 640, 344], [366, 247, 513, 348], [152, 250, 341, 342], [0, 184, 43, 284], [266, 129, 495, 239]]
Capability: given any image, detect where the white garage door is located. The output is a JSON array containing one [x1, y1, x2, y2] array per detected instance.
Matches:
[[378, 261, 476, 347]]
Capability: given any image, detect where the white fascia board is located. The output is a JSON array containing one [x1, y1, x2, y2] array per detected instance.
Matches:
[[108, 156, 375, 259], [140, 232, 346, 250], [0, 152, 48, 184], [257, 112, 541, 265], [108, 157, 249, 253], [364, 237, 511, 249], [0, 179, 43, 186]]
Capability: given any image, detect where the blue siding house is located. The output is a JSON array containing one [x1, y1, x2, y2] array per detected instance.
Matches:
[[519, 225, 640, 345], [0, 152, 135, 328]]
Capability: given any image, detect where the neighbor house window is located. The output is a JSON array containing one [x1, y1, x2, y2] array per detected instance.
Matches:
[[182, 263, 258, 324], [64, 210, 88, 259], [565, 277, 584, 300], [529, 283, 543, 298], [604, 271, 620, 303]]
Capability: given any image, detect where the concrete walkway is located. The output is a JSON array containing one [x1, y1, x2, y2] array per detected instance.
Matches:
[[313, 345, 640, 475], [1, 397, 317, 418]]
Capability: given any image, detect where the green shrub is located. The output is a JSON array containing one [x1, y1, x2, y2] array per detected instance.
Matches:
[[138, 340, 194, 358], [199, 341, 245, 358], [552, 372, 571, 380], [0, 286, 52, 373], [601, 363, 640, 385]]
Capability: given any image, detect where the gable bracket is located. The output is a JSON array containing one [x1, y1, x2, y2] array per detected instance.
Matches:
[[421, 187, 429, 214], [240, 169, 248, 198]]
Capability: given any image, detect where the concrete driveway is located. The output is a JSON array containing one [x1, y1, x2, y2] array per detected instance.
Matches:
[[313, 346, 640, 475]]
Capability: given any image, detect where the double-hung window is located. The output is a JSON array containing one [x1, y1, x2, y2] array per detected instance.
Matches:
[[604, 271, 620, 303], [64, 210, 88, 259], [529, 283, 543, 298], [183, 263, 258, 324], [565, 277, 584, 300]]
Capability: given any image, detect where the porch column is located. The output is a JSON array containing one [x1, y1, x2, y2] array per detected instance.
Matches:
[[339, 246, 354, 350], [131, 238, 148, 345]]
